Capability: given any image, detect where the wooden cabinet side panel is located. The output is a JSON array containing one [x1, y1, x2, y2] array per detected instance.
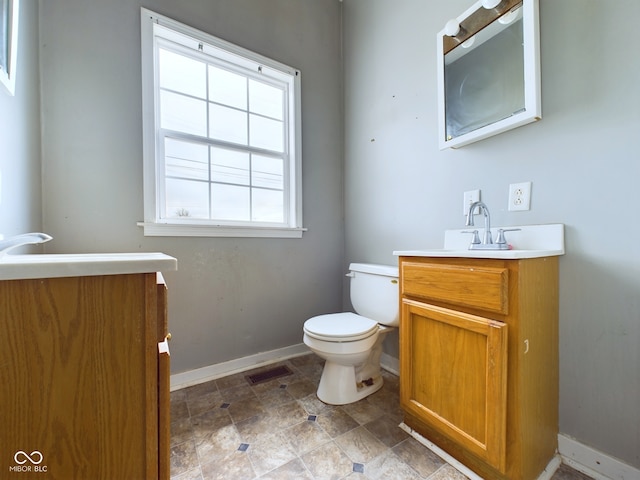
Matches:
[[516, 258, 559, 479], [0, 274, 158, 479], [144, 273, 160, 480], [157, 273, 170, 480]]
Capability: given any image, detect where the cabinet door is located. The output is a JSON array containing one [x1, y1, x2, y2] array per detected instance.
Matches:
[[400, 299, 508, 472]]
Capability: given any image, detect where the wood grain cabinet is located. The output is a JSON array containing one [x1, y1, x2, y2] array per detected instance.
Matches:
[[0, 271, 171, 479], [399, 256, 559, 480]]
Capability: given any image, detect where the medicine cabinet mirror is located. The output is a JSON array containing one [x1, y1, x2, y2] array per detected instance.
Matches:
[[0, 0, 19, 96], [437, 0, 540, 149]]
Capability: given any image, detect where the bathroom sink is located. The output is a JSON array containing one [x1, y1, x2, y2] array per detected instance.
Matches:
[[393, 224, 564, 259], [0, 233, 177, 280]]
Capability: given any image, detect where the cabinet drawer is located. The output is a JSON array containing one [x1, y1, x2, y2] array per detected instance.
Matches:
[[401, 261, 509, 314]]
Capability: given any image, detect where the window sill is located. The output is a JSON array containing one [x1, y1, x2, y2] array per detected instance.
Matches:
[[137, 222, 306, 238]]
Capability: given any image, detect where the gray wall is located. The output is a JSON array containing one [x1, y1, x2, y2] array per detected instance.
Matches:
[[343, 0, 639, 469], [39, 0, 344, 374], [0, 0, 41, 238]]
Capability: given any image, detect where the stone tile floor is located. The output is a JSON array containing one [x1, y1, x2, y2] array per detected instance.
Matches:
[[170, 354, 593, 480]]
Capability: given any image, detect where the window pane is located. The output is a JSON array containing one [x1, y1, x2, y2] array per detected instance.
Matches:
[[165, 178, 209, 218], [165, 138, 208, 180], [249, 80, 283, 120], [211, 147, 250, 186], [252, 189, 284, 223], [252, 155, 283, 190], [161, 90, 207, 136], [249, 114, 284, 152], [209, 103, 248, 145], [211, 184, 250, 221], [209, 65, 247, 110], [159, 48, 206, 99]]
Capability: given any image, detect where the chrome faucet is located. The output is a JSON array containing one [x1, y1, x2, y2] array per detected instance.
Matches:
[[463, 202, 520, 250], [0, 233, 52, 256], [465, 201, 493, 245]]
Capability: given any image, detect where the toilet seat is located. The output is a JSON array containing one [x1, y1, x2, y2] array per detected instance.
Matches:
[[304, 312, 378, 342]]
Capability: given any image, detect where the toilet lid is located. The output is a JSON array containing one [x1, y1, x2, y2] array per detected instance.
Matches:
[[304, 312, 379, 342]]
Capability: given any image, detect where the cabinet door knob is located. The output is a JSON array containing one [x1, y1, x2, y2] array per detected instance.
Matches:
[[166, 333, 172, 341]]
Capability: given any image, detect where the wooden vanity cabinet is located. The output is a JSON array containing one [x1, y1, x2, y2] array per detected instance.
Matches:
[[0, 272, 170, 479], [399, 256, 559, 480]]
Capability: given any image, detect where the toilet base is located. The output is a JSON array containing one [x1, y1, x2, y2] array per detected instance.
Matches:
[[316, 360, 384, 405]]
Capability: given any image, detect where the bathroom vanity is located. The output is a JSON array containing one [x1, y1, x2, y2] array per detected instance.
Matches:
[[397, 253, 559, 479], [0, 253, 177, 479]]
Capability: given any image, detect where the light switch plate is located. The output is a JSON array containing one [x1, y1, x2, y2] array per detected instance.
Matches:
[[463, 189, 481, 215]]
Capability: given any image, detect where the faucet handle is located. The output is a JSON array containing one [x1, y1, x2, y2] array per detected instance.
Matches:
[[495, 228, 521, 245], [461, 230, 481, 245]]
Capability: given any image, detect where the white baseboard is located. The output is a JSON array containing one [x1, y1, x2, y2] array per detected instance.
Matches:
[[399, 422, 562, 480], [398, 424, 639, 480], [170, 343, 311, 391], [381, 352, 399, 375], [171, 345, 400, 392], [558, 434, 640, 480], [399, 422, 484, 480]]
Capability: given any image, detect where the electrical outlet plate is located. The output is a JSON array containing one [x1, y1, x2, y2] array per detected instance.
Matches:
[[508, 182, 532, 211], [463, 189, 480, 215]]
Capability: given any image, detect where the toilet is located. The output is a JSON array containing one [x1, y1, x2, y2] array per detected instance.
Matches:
[[303, 263, 399, 405]]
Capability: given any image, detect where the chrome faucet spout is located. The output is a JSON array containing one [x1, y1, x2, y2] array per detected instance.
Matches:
[[0, 233, 53, 256], [466, 201, 493, 244]]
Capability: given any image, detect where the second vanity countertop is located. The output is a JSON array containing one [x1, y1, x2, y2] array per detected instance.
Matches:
[[0, 252, 178, 281]]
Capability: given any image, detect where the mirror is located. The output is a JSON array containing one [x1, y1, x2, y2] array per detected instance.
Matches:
[[0, 0, 19, 96], [437, 0, 540, 149]]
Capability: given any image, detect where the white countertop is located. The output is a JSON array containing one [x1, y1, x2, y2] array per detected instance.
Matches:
[[0, 252, 178, 281], [394, 224, 565, 259], [393, 248, 562, 259]]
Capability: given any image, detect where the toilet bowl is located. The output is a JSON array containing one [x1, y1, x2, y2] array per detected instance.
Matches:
[[303, 263, 399, 405]]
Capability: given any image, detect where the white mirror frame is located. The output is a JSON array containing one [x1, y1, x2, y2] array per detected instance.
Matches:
[[437, 0, 540, 150], [0, 0, 19, 96]]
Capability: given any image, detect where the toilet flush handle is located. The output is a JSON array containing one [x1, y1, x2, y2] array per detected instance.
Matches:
[[345, 272, 355, 277]]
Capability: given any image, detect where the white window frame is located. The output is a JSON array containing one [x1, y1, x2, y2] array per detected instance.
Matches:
[[139, 8, 304, 238], [0, 0, 19, 96]]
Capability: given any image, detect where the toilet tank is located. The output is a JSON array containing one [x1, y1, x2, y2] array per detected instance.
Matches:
[[349, 263, 399, 327]]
